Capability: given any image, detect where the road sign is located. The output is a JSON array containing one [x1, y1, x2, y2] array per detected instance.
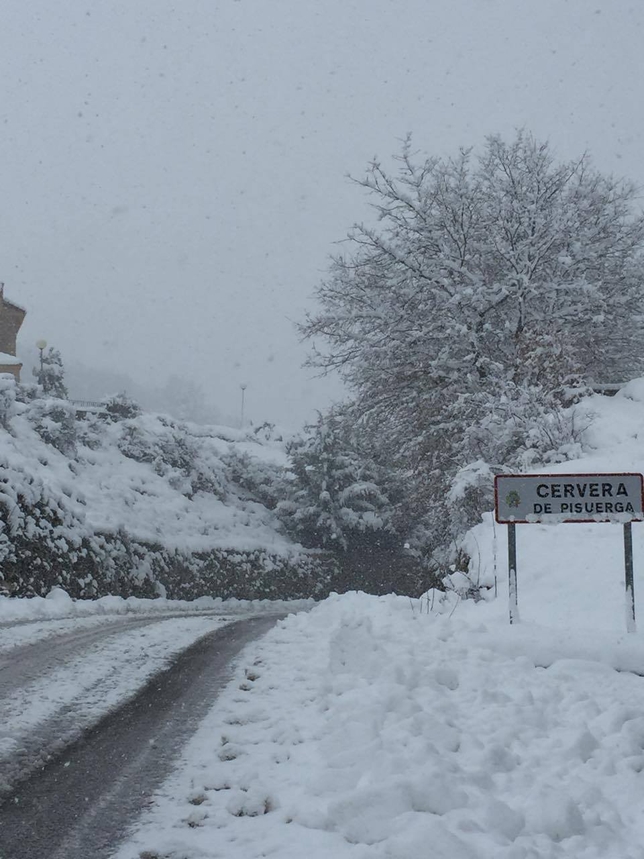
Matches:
[[493, 472, 644, 633], [495, 472, 644, 524]]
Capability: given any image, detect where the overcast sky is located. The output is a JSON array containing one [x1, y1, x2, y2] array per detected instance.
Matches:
[[1, 0, 643, 427]]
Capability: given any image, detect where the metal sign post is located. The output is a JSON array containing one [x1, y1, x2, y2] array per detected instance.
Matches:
[[508, 522, 519, 625], [494, 473, 644, 633], [624, 522, 636, 633]]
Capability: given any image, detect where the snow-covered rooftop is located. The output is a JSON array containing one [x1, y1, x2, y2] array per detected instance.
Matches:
[[0, 293, 26, 313]]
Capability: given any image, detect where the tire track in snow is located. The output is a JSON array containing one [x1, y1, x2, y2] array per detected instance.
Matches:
[[0, 612, 227, 693], [0, 613, 233, 796], [0, 615, 278, 859]]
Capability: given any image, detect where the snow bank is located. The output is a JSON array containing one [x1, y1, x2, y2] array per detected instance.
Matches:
[[0, 587, 314, 625], [118, 592, 644, 858]]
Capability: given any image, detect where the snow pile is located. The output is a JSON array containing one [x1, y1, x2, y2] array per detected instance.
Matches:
[[0, 587, 314, 625], [117, 593, 644, 858]]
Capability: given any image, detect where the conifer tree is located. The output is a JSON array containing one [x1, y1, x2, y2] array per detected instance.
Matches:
[[278, 409, 394, 551], [33, 347, 68, 399]]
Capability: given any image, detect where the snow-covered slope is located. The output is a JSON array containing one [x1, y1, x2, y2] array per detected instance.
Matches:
[[2, 407, 290, 554], [0, 387, 324, 598]]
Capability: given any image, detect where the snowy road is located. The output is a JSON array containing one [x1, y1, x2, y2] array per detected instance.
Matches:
[[0, 613, 213, 697], [0, 610, 238, 797], [0, 614, 278, 859]]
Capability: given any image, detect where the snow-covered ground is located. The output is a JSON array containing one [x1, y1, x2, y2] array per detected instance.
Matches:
[[111, 385, 644, 858], [113, 594, 644, 859]]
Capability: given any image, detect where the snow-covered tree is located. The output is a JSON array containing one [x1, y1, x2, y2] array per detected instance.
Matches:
[[278, 409, 394, 552], [33, 347, 68, 399], [302, 132, 644, 549]]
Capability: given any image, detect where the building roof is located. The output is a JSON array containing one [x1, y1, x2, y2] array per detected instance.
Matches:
[[0, 296, 26, 314], [0, 284, 26, 314], [0, 352, 21, 365]]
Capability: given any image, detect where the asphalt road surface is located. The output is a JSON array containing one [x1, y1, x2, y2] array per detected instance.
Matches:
[[0, 614, 278, 859], [0, 612, 228, 796]]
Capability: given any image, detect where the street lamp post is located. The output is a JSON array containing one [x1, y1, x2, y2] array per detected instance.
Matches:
[[240, 383, 247, 428], [35, 339, 47, 381]]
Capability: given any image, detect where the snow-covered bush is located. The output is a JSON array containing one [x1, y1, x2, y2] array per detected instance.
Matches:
[[25, 397, 77, 455], [462, 385, 585, 474], [0, 374, 16, 429], [104, 392, 142, 420], [444, 386, 587, 539], [448, 460, 496, 539], [0, 459, 91, 596], [224, 448, 286, 510], [115, 414, 228, 500]]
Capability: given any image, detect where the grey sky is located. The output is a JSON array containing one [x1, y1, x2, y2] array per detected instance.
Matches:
[[1, 1, 642, 426]]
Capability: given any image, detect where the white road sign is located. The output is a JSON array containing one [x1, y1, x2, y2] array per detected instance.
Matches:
[[495, 473, 644, 524]]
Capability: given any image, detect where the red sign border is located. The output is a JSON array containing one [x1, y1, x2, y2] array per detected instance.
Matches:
[[494, 472, 644, 524]]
